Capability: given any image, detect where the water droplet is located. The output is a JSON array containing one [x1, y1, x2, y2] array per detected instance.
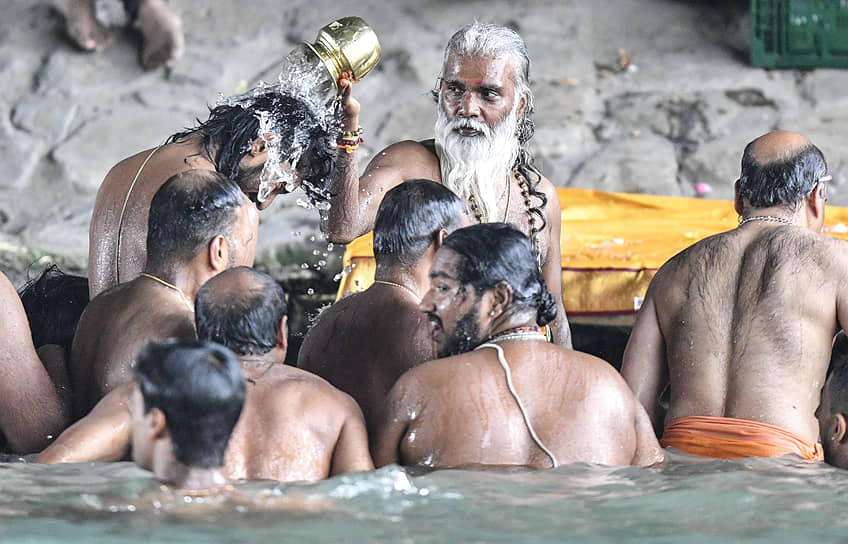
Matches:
[[309, 235, 316, 242], [312, 249, 321, 256], [327, 242, 334, 251], [307, 288, 315, 295], [301, 263, 309, 269], [318, 260, 326, 267]]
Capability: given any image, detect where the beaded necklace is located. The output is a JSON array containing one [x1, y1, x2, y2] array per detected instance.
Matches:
[[481, 325, 546, 345]]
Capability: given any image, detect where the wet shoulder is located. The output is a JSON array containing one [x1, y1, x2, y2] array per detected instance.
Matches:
[[366, 139, 440, 183], [265, 366, 358, 414]]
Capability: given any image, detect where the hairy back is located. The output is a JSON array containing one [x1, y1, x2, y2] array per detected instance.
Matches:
[[654, 225, 848, 438]]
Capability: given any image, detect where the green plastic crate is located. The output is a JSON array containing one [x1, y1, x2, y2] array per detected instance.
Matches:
[[752, 0, 848, 68]]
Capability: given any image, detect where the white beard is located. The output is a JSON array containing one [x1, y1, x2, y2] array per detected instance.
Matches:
[[434, 103, 520, 223]]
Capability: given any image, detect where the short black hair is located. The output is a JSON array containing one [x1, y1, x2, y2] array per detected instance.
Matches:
[[146, 170, 246, 273], [167, 90, 336, 206], [373, 179, 468, 267], [195, 267, 287, 356], [136, 340, 245, 468], [442, 223, 557, 326], [827, 332, 848, 417], [738, 143, 827, 210], [18, 264, 88, 349]]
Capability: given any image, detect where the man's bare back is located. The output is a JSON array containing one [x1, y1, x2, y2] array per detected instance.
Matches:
[[70, 279, 196, 416], [298, 285, 436, 436], [624, 225, 848, 444], [375, 341, 662, 469], [89, 139, 211, 297], [224, 363, 372, 481], [622, 130, 844, 457]]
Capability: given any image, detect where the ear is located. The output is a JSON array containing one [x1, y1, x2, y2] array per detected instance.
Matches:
[[833, 413, 848, 444], [517, 92, 528, 120], [249, 136, 267, 157], [733, 179, 744, 216], [434, 228, 448, 250], [808, 180, 826, 219], [208, 235, 229, 272], [148, 407, 168, 440], [488, 281, 513, 319], [276, 315, 289, 353]]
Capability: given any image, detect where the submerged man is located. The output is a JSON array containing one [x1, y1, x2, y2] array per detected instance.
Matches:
[[131, 341, 244, 490], [72, 169, 258, 417], [622, 130, 848, 461], [326, 22, 571, 347], [40, 267, 373, 482], [88, 84, 335, 297], [298, 179, 469, 437], [373, 223, 663, 469], [816, 332, 848, 469]]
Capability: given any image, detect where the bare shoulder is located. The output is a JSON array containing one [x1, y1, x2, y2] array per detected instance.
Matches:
[[268, 366, 360, 414], [362, 139, 440, 185], [556, 347, 635, 396]]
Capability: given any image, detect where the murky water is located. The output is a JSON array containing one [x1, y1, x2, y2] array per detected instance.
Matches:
[[2, 452, 847, 542]]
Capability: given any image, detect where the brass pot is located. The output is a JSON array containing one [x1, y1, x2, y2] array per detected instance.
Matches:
[[303, 16, 382, 90]]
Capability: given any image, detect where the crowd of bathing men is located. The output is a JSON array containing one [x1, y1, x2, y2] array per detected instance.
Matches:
[[3, 22, 848, 491]]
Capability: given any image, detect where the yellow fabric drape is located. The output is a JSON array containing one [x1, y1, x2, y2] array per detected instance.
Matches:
[[337, 188, 848, 317]]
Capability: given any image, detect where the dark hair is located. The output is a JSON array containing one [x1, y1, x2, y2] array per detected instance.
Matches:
[[195, 267, 287, 356], [373, 179, 468, 267], [827, 332, 848, 417], [738, 143, 827, 210], [146, 170, 246, 273], [136, 340, 245, 468], [18, 265, 89, 349], [167, 90, 336, 205], [442, 223, 556, 326]]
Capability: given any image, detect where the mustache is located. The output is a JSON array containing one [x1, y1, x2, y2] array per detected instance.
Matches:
[[446, 117, 491, 138]]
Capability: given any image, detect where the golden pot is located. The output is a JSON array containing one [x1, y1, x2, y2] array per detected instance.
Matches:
[[303, 16, 382, 89]]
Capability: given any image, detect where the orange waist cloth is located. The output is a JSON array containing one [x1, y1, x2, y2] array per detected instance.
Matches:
[[660, 416, 823, 461]]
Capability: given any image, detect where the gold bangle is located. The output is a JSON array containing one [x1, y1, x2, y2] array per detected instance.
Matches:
[[341, 127, 364, 140]]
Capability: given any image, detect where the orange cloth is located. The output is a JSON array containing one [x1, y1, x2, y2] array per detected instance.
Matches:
[[661, 415, 823, 461], [337, 188, 848, 315]]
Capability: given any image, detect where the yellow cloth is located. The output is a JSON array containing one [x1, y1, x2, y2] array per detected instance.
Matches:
[[661, 415, 823, 461], [337, 188, 848, 315]]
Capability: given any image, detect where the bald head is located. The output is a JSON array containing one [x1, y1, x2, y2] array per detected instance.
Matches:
[[738, 130, 827, 211], [195, 267, 287, 356]]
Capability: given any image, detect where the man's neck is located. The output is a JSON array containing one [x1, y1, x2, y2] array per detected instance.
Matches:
[[373, 263, 427, 303], [143, 264, 207, 303], [239, 350, 285, 382]]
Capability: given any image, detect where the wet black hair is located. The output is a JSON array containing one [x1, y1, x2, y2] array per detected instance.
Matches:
[[146, 170, 246, 274], [167, 90, 336, 206], [442, 222, 557, 326], [373, 179, 468, 267], [195, 267, 288, 356], [136, 340, 245, 468], [18, 265, 89, 349], [827, 332, 848, 417], [738, 143, 827, 210]]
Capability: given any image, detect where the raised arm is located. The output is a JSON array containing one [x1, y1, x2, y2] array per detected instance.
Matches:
[[35, 383, 133, 464], [620, 294, 669, 437], [329, 395, 375, 475], [540, 184, 571, 348], [321, 79, 437, 242], [0, 274, 68, 453]]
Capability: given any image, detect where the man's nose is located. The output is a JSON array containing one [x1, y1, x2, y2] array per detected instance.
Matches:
[[458, 92, 480, 117], [418, 289, 434, 312]]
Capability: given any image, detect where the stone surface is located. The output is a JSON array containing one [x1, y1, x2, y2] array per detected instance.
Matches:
[[571, 133, 680, 195]]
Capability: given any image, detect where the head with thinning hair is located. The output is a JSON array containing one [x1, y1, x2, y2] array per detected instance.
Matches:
[[442, 223, 556, 327], [146, 170, 248, 275], [437, 22, 534, 147], [738, 130, 828, 212], [195, 267, 288, 356], [373, 179, 469, 268], [134, 340, 245, 469], [167, 89, 336, 207]]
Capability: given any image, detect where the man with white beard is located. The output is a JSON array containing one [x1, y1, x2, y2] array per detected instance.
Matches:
[[324, 22, 571, 347]]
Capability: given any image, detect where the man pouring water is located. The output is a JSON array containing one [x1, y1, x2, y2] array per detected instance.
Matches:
[[324, 22, 572, 348]]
